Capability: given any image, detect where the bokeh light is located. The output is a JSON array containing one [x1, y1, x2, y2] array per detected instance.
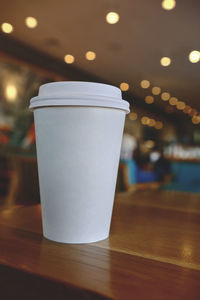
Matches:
[[1, 22, 13, 34], [189, 109, 198, 117], [141, 116, 149, 125], [176, 101, 186, 110], [161, 92, 170, 101], [188, 50, 200, 63], [64, 54, 75, 64], [106, 12, 119, 24], [192, 116, 200, 124], [160, 57, 171, 67], [145, 95, 154, 104], [183, 105, 192, 114], [85, 51, 96, 61], [148, 119, 156, 127], [5, 84, 17, 102], [155, 121, 163, 130], [152, 87, 161, 95], [169, 97, 178, 105], [129, 112, 137, 120], [161, 0, 176, 10], [25, 17, 38, 28], [140, 80, 150, 89], [120, 82, 129, 91]]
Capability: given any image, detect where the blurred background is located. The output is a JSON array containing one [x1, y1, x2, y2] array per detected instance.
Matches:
[[1, 0, 200, 206]]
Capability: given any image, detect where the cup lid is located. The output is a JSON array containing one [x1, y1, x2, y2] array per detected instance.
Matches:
[[29, 81, 130, 113]]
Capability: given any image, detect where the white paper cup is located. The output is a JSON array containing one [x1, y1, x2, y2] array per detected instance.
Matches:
[[30, 82, 129, 243]]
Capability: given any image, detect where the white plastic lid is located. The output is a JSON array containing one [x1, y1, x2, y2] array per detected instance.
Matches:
[[29, 81, 130, 113]]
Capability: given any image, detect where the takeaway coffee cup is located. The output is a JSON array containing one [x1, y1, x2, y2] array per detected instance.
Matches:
[[30, 81, 129, 243]]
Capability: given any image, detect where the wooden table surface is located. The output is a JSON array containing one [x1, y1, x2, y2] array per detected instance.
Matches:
[[0, 190, 200, 299]]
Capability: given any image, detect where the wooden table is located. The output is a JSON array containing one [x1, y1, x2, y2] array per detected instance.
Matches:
[[0, 190, 200, 299]]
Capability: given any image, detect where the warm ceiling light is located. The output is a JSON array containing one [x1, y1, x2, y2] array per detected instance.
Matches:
[[25, 17, 38, 28], [64, 54, 75, 64], [145, 96, 154, 104], [140, 80, 150, 89], [152, 87, 161, 95], [192, 116, 200, 125], [176, 101, 186, 110], [169, 97, 178, 105], [106, 12, 119, 24], [141, 116, 149, 125], [120, 82, 129, 91], [155, 121, 163, 130], [5, 84, 17, 102], [1, 22, 13, 34], [129, 112, 137, 121], [85, 51, 96, 61], [148, 119, 156, 127], [161, 92, 170, 101], [188, 50, 200, 63], [161, 0, 176, 10], [160, 57, 171, 67]]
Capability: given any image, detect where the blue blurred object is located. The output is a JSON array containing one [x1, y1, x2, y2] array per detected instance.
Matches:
[[120, 159, 158, 184], [163, 161, 200, 193], [120, 159, 137, 184], [136, 168, 158, 183]]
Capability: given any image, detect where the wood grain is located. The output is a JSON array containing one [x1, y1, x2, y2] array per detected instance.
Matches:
[[0, 190, 200, 299], [95, 190, 200, 270]]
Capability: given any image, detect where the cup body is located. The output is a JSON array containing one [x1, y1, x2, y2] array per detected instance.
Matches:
[[34, 106, 126, 243]]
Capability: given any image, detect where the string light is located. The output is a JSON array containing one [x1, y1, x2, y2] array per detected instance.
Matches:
[[64, 54, 75, 64], [192, 116, 200, 124], [85, 51, 96, 61], [140, 80, 150, 89], [149, 119, 156, 127], [152, 87, 161, 95], [1, 22, 13, 33], [106, 12, 119, 24], [25, 17, 38, 28], [141, 116, 163, 129], [188, 50, 200, 63], [129, 112, 137, 120], [183, 105, 192, 114], [141, 116, 149, 125], [161, 0, 176, 10], [160, 57, 171, 67], [189, 109, 198, 117], [176, 101, 186, 110], [145, 96, 154, 104], [169, 97, 178, 105], [120, 82, 129, 91], [161, 92, 170, 101]]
